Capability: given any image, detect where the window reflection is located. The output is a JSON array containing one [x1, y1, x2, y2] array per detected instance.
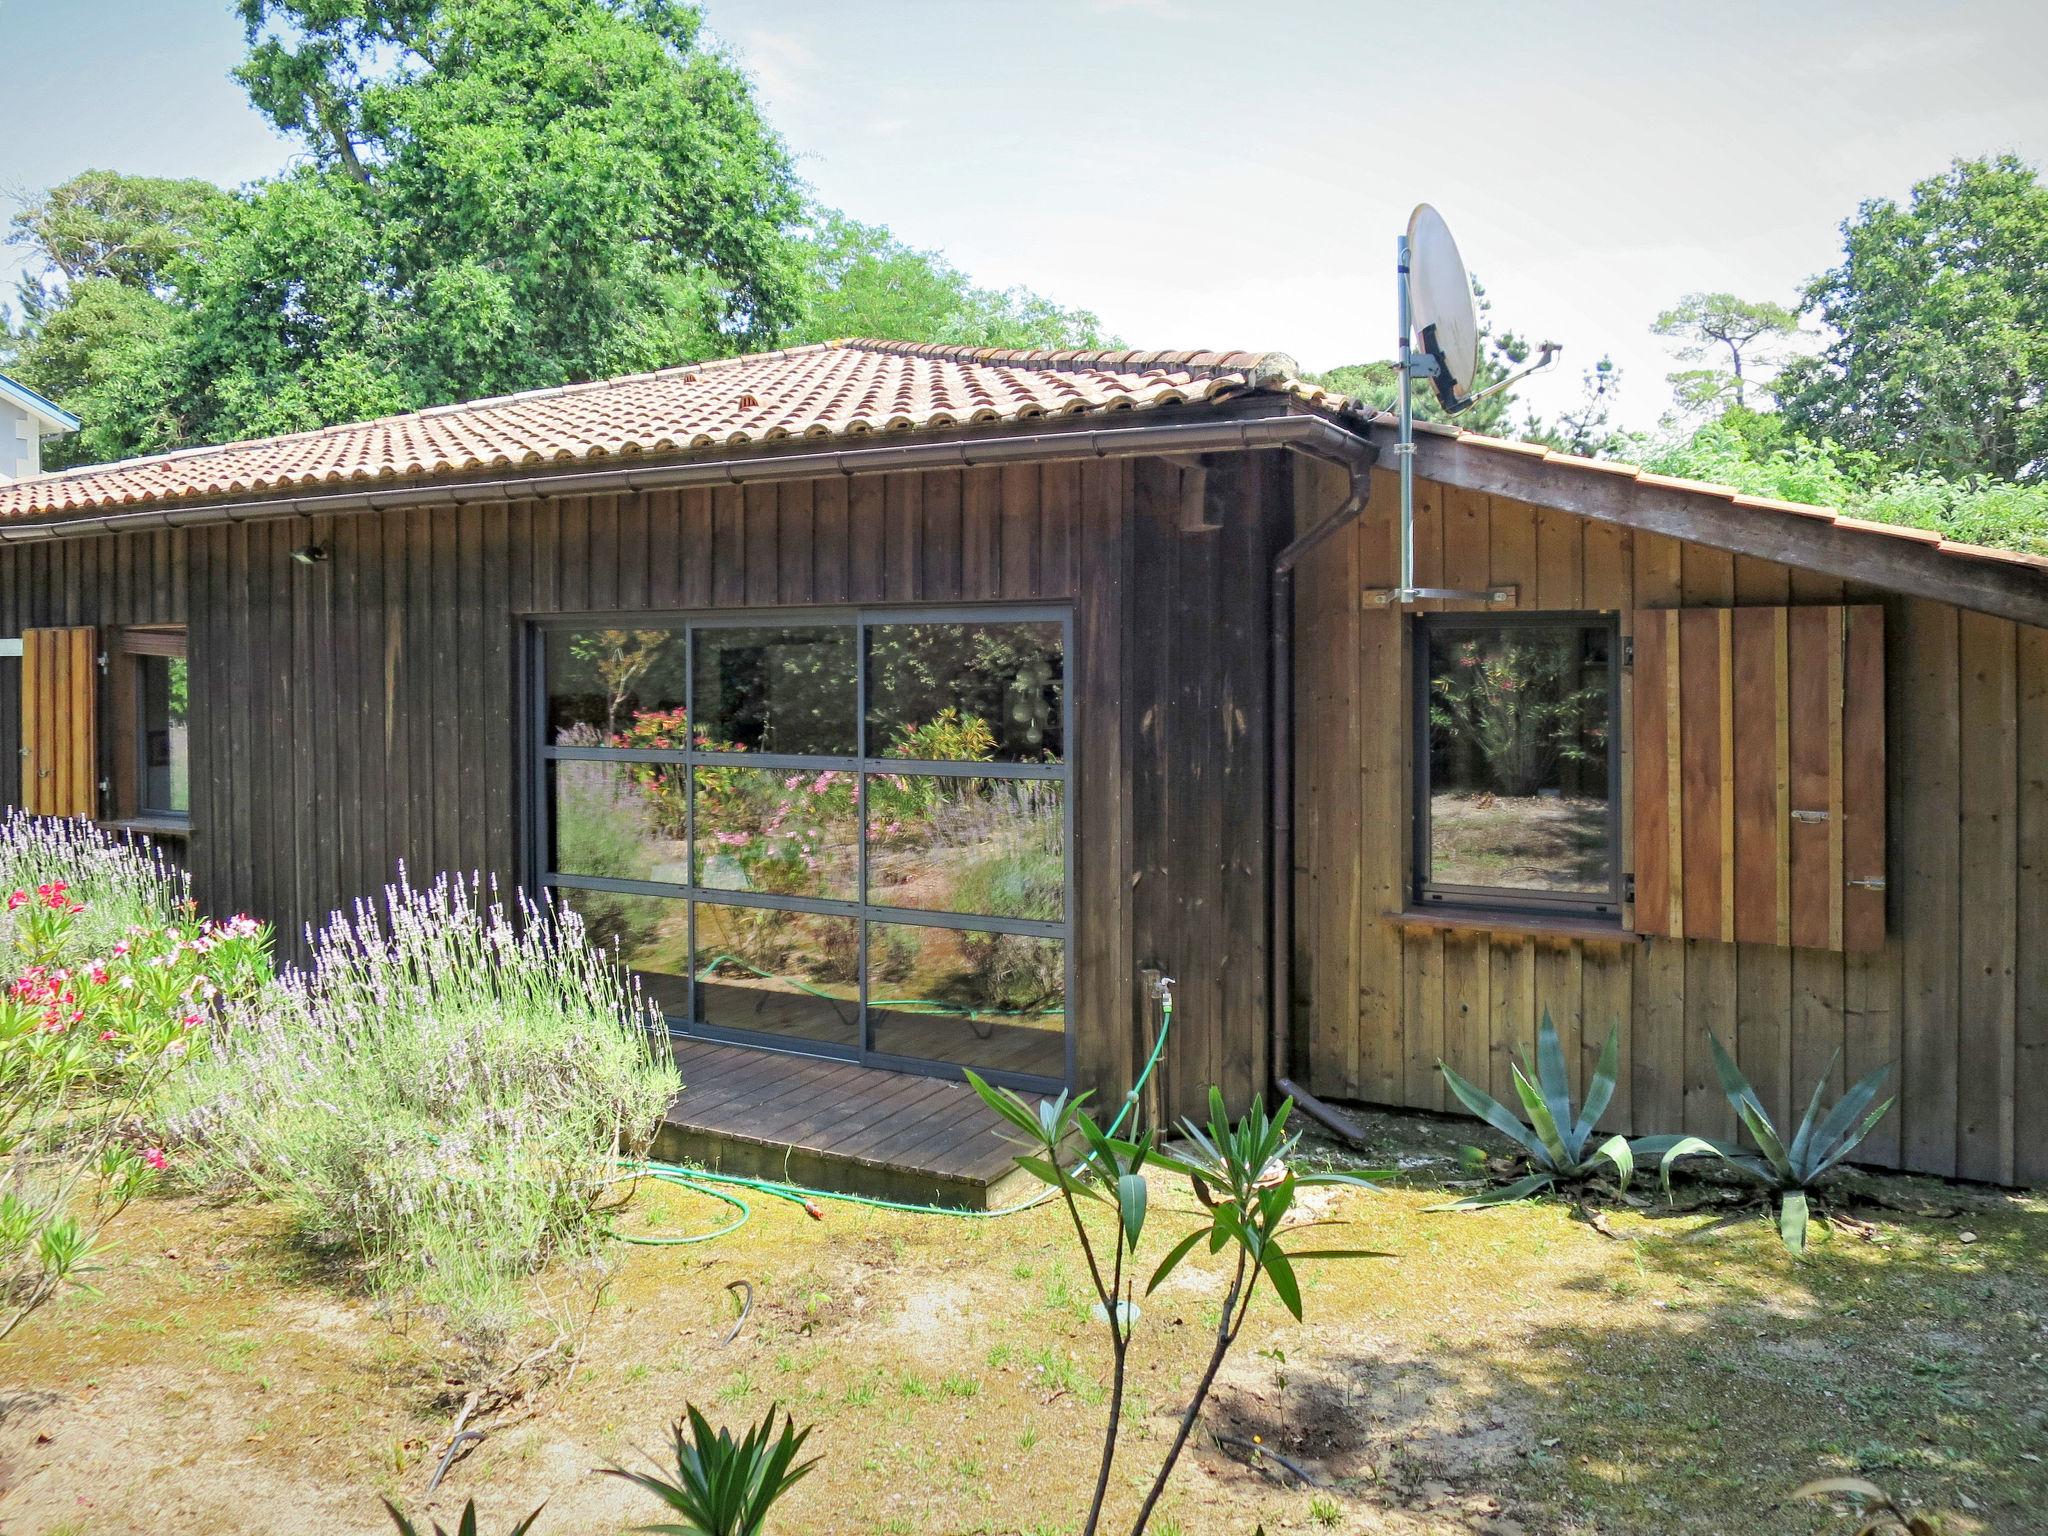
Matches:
[[692, 626, 856, 755], [867, 776, 1063, 920], [553, 887, 690, 1018], [139, 654, 189, 816], [1424, 622, 1612, 897], [546, 628, 687, 744], [693, 765, 857, 901], [866, 621, 1063, 761], [549, 760, 690, 884], [694, 902, 860, 1050], [865, 922, 1064, 1078]]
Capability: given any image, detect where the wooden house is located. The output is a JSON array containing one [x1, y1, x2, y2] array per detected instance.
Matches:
[[0, 340, 2040, 1197]]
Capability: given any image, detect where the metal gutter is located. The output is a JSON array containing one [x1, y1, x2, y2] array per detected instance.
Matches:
[[1269, 443, 1380, 1149], [0, 410, 1370, 545]]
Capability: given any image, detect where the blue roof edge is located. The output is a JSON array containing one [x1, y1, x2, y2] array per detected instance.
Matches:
[[0, 372, 80, 433]]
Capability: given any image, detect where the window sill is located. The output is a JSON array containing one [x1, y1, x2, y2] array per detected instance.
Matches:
[[98, 815, 190, 840], [1386, 907, 1634, 944]]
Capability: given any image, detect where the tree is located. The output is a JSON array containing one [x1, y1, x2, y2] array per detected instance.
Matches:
[[1306, 276, 1534, 438], [1776, 154, 2048, 484], [1651, 290, 1799, 412], [788, 210, 1109, 351], [7, 170, 230, 293], [1524, 355, 1622, 459]]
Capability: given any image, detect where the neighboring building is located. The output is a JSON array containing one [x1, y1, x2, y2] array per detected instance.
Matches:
[[0, 373, 79, 482], [0, 339, 2041, 1195]]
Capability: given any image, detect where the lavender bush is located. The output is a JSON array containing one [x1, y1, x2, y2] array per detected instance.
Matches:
[[0, 810, 190, 956], [162, 873, 677, 1335]]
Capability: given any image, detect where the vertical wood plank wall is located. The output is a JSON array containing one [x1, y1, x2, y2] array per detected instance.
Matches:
[[1293, 462, 2047, 1184], [0, 455, 1283, 1122]]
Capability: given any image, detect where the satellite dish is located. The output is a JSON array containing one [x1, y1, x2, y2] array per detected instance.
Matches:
[[1405, 204, 1479, 413]]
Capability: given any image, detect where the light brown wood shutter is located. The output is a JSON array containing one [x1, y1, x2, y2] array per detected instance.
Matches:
[[21, 627, 99, 819], [1629, 605, 1884, 952]]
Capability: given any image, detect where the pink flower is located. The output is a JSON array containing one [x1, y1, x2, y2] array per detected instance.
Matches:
[[5, 891, 25, 912], [142, 1148, 168, 1172]]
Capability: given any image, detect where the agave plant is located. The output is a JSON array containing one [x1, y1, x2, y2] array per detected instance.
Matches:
[[1636, 1033, 1893, 1254], [382, 1499, 544, 1536], [600, 1403, 817, 1536], [1434, 1013, 1632, 1207]]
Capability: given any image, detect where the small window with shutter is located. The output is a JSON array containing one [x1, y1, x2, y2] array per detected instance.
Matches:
[[1629, 605, 1884, 952]]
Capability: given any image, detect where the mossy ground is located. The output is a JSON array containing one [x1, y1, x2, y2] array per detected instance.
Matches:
[[1, 1109, 2041, 1535]]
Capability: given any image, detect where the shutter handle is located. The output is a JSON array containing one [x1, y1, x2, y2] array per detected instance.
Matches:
[[1847, 876, 1886, 891], [1790, 808, 1829, 823]]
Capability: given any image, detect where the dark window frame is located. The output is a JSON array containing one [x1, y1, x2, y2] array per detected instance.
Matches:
[[526, 604, 1073, 1095], [104, 626, 190, 832], [1411, 610, 1622, 921]]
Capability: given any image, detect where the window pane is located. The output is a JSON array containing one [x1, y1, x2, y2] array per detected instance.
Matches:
[[545, 628, 686, 745], [548, 760, 690, 883], [866, 775, 1064, 920], [692, 765, 857, 900], [554, 887, 690, 1018], [866, 922, 1065, 1079], [694, 902, 859, 1050], [1425, 624, 1612, 896], [138, 654, 189, 815], [866, 621, 1063, 761], [692, 625, 856, 755]]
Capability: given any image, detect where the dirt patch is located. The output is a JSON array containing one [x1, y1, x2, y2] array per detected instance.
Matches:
[[0, 1119, 2041, 1535]]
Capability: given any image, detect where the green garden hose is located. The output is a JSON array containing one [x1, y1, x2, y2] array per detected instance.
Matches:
[[612, 982, 1174, 1244]]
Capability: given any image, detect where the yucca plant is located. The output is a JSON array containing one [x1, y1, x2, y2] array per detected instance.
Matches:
[[382, 1498, 544, 1536], [1433, 1013, 1632, 1207], [1635, 1033, 1893, 1254], [600, 1403, 817, 1536]]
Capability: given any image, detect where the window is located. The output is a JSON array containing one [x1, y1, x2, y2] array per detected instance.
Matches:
[[107, 628, 189, 827], [1414, 614, 1618, 917], [533, 610, 1070, 1090]]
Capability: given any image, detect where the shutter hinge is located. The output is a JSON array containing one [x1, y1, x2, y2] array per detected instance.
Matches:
[[1623, 872, 1636, 904], [97, 652, 109, 674], [1620, 635, 1634, 670]]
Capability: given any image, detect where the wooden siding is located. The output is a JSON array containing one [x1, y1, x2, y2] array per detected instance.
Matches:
[[1293, 463, 2048, 1184], [0, 456, 1284, 1122]]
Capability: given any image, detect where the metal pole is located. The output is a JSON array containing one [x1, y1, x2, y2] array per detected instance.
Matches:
[[1396, 232, 1417, 599]]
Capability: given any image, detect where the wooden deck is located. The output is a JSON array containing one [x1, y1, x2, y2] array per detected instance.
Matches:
[[649, 1037, 1039, 1209]]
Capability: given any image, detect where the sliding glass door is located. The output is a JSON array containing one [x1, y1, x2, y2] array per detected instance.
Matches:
[[531, 608, 1070, 1092]]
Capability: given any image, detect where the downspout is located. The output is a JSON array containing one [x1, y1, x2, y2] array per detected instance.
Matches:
[[1270, 438, 1379, 1148]]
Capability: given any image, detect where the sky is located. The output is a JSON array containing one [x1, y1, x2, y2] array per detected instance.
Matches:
[[2, 0, 2045, 432]]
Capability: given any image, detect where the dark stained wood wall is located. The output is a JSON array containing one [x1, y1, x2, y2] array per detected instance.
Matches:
[[0, 454, 1287, 1121], [1292, 461, 2048, 1185]]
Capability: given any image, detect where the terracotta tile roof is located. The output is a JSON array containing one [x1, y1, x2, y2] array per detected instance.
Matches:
[[4, 336, 2040, 589], [0, 340, 1285, 522]]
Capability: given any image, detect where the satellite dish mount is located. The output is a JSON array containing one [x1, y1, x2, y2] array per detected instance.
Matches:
[[1389, 205, 1560, 605]]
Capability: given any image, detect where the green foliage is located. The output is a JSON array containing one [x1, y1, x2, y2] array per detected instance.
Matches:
[[789, 209, 1109, 352], [1634, 1033, 1894, 1254], [0, 815, 270, 1341], [1428, 636, 1604, 797], [6, 169, 230, 293], [967, 1073, 1386, 1535], [383, 1497, 546, 1536], [1627, 409, 2048, 556], [1777, 154, 2048, 484], [599, 1402, 818, 1536], [1652, 291, 1800, 413], [1433, 1013, 1632, 1208], [162, 873, 678, 1338]]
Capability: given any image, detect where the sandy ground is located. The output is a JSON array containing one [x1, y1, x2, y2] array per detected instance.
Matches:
[[1, 1107, 2042, 1536]]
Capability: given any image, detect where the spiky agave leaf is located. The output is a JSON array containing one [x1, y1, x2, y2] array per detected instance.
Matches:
[[1437, 1059, 1550, 1167]]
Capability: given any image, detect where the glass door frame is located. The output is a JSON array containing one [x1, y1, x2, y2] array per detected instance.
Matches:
[[523, 604, 1075, 1096]]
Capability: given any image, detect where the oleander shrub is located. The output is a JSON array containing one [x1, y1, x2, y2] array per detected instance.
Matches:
[[0, 814, 271, 1340], [162, 872, 678, 1336]]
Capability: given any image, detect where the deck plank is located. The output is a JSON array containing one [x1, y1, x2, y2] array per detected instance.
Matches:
[[653, 1038, 1036, 1208]]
